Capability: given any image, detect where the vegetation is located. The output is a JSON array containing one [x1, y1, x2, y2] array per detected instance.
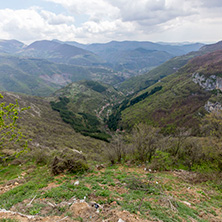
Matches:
[[107, 86, 163, 131], [0, 55, 122, 96], [0, 93, 29, 160], [0, 159, 221, 221], [50, 96, 111, 141], [1, 41, 222, 221]]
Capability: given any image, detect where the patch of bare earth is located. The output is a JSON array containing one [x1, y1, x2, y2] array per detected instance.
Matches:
[[0, 178, 25, 195]]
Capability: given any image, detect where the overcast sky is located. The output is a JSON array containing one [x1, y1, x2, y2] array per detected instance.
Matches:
[[0, 0, 221, 44]]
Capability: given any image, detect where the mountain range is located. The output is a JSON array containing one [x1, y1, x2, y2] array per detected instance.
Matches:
[[0, 39, 204, 97], [109, 41, 222, 133], [1, 38, 222, 222], [2, 39, 222, 137]]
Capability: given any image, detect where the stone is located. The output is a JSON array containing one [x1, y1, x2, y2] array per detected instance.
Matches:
[[118, 219, 125, 222], [70, 202, 91, 217], [182, 201, 191, 207], [74, 181, 79, 186], [96, 164, 105, 170]]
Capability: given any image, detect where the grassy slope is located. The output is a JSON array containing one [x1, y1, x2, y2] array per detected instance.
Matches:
[[0, 164, 221, 221], [0, 91, 105, 158], [119, 50, 222, 131], [50, 80, 124, 118], [48, 80, 125, 140], [118, 54, 194, 94], [121, 69, 210, 130], [118, 41, 222, 95]]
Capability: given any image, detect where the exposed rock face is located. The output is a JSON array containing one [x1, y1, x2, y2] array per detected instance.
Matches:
[[40, 73, 72, 86], [192, 73, 216, 90], [216, 77, 222, 91], [192, 73, 222, 112], [192, 73, 222, 91], [204, 101, 222, 112]]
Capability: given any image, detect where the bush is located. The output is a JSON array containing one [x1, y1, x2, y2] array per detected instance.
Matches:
[[104, 133, 127, 164], [131, 124, 160, 162], [51, 149, 89, 175], [149, 151, 173, 171]]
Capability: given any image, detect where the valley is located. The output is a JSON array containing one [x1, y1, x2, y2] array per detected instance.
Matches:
[[0, 39, 222, 222]]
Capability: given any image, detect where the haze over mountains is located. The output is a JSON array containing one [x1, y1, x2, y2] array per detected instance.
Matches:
[[1, 38, 222, 139], [0, 39, 204, 96]]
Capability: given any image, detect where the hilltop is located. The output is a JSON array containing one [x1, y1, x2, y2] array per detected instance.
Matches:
[[19, 40, 104, 67], [49, 80, 124, 141]]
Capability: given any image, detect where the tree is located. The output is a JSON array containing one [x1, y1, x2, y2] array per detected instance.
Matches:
[[201, 110, 222, 171], [0, 93, 28, 159], [172, 127, 191, 156], [132, 123, 160, 162], [105, 133, 127, 164], [201, 110, 222, 138]]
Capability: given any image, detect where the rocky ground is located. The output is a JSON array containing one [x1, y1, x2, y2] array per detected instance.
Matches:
[[0, 164, 221, 222]]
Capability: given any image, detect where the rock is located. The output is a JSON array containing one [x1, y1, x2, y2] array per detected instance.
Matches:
[[182, 201, 191, 207], [70, 202, 91, 217], [118, 219, 125, 222], [74, 181, 79, 186], [96, 164, 105, 170]]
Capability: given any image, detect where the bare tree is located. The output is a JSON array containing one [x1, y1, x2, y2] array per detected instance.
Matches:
[[105, 133, 127, 164], [172, 127, 191, 156], [132, 123, 160, 162]]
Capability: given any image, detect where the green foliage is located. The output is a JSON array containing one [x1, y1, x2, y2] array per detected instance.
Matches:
[[201, 111, 222, 138], [150, 151, 173, 171], [50, 97, 110, 141], [105, 133, 127, 164], [130, 86, 162, 106], [0, 219, 19, 222], [84, 80, 107, 92], [0, 93, 29, 159], [107, 86, 162, 131], [131, 123, 160, 162]]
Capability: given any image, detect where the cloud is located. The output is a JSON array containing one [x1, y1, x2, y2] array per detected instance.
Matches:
[[0, 0, 222, 44], [0, 8, 77, 42], [200, 0, 222, 8], [40, 10, 75, 25], [44, 0, 120, 21]]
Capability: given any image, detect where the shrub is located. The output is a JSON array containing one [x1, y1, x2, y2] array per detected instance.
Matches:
[[131, 124, 160, 162], [51, 149, 89, 175], [105, 133, 127, 164], [149, 150, 173, 171]]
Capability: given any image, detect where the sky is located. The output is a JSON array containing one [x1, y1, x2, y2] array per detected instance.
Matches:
[[0, 0, 222, 44]]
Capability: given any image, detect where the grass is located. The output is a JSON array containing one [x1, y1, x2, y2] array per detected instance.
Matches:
[[0, 163, 221, 221], [120, 67, 211, 131], [0, 219, 20, 222], [0, 165, 22, 184]]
